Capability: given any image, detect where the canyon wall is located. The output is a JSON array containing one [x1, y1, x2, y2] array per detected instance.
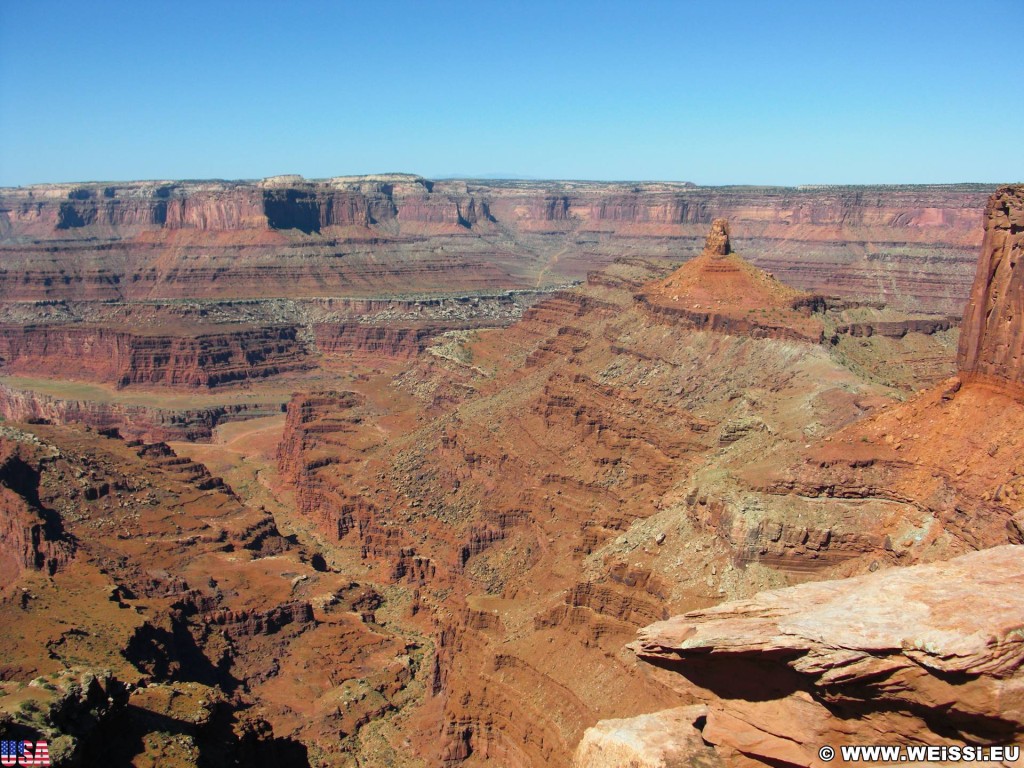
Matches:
[[0, 176, 993, 313], [314, 322, 474, 359], [270, 228, 953, 764], [0, 438, 73, 587], [0, 324, 310, 387], [0, 383, 284, 441]]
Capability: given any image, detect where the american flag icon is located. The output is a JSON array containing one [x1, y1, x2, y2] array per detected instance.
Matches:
[[0, 740, 49, 767], [0, 741, 21, 768]]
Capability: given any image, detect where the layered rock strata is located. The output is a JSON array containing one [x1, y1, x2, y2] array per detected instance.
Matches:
[[272, 225, 927, 764], [0, 382, 285, 441], [0, 324, 310, 387], [0, 422, 423, 764], [0, 177, 993, 313], [573, 189, 1024, 768], [636, 225, 826, 343], [575, 546, 1024, 767], [314, 322, 475, 359], [749, 186, 1024, 561]]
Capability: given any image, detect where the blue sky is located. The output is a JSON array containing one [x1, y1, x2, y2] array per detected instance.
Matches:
[[1, 0, 1021, 186]]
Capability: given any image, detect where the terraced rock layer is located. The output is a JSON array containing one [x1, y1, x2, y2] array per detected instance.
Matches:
[[746, 187, 1024, 564], [0, 423, 425, 765], [0, 197, 1008, 767], [573, 186, 1024, 768], [314, 322, 476, 359], [272, 235, 945, 764], [0, 324, 310, 387], [0, 176, 992, 313]]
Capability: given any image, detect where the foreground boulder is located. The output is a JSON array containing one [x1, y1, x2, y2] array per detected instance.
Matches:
[[576, 546, 1024, 767]]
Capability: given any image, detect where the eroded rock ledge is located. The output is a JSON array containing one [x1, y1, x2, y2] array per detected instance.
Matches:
[[576, 546, 1024, 767]]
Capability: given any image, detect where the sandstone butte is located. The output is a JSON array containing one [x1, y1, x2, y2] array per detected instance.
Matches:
[[575, 185, 1024, 767], [0, 178, 1020, 767], [637, 217, 826, 342]]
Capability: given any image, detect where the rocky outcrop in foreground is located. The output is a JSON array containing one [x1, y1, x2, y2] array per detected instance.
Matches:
[[576, 546, 1024, 767]]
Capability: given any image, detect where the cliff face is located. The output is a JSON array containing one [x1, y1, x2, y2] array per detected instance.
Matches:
[[0, 422, 422, 763], [314, 322, 472, 359], [0, 440, 73, 587], [957, 185, 1024, 392], [269, 245, 932, 764], [0, 176, 992, 313], [571, 189, 1024, 767], [0, 383, 284, 441], [0, 324, 311, 387], [2, 178, 985, 238], [744, 185, 1024, 566]]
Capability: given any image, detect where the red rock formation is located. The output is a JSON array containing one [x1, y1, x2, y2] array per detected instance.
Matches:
[[203, 601, 315, 640], [0, 383, 284, 441], [574, 706, 719, 768], [0, 181, 1003, 764], [704, 217, 731, 256], [585, 194, 1002, 755], [583, 546, 1024, 767], [314, 322, 472, 359], [0, 421, 421, 763], [0, 440, 73, 586], [0, 177, 992, 312], [746, 187, 1024, 567], [835, 315, 958, 338], [271, 243, 914, 764], [957, 185, 1024, 395], [637, 221, 826, 343], [0, 324, 310, 387]]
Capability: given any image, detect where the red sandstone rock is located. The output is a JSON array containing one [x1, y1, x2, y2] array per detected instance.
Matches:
[[573, 706, 721, 767], [0, 422, 418, 763], [704, 218, 731, 256], [607, 546, 1024, 767], [314, 322, 472, 359], [637, 221, 826, 342], [0, 382, 283, 441], [0, 440, 73, 586], [0, 324, 310, 387], [0, 181, 1006, 766], [745, 188, 1024, 567], [958, 185, 1024, 394], [270, 245, 918, 764]]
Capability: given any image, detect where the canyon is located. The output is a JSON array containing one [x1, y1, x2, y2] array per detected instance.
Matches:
[[576, 184, 1024, 766], [0, 176, 1019, 767], [0, 177, 988, 313]]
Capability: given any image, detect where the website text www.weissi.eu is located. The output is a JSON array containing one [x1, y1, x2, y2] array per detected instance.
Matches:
[[819, 744, 1021, 763]]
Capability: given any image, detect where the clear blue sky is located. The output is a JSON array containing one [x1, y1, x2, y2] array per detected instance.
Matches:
[[1, 0, 1021, 186]]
